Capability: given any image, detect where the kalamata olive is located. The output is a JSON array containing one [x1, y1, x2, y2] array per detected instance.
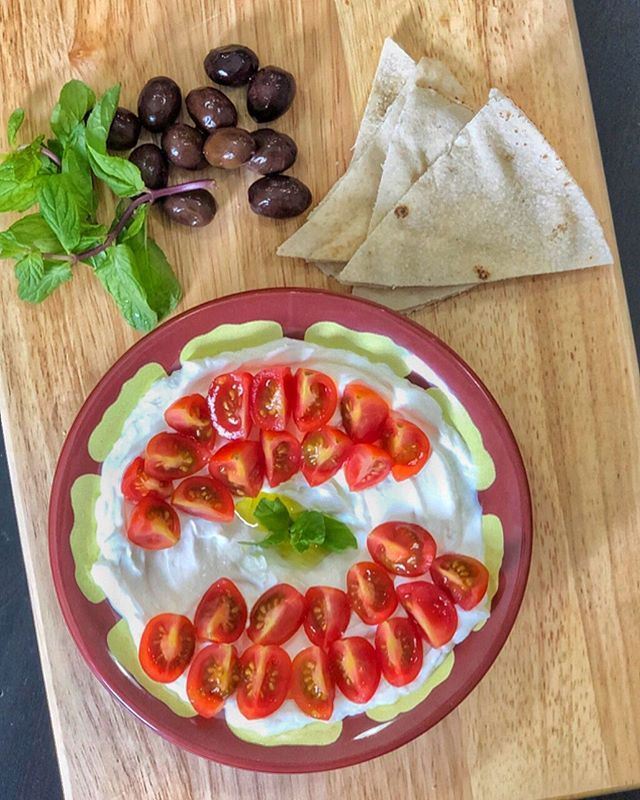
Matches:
[[107, 107, 141, 150], [129, 143, 169, 190], [203, 127, 255, 169], [137, 76, 182, 133], [162, 190, 217, 227], [161, 123, 206, 170], [248, 175, 311, 218], [186, 87, 238, 133], [204, 44, 259, 87], [247, 67, 296, 123], [247, 128, 297, 175]]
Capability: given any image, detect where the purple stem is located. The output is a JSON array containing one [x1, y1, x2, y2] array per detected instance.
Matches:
[[41, 145, 62, 167]]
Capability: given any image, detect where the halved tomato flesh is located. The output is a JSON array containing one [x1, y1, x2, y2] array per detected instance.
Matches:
[[121, 456, 173, 502], [164, 393, 215, 445], [343, 443, 392, 491], [430, 554, 489, 610], [301, 426, 352, 487], [127, 497, 180, 550], [293, 369, 338, 433], [208, 440, 264, 497], [171, 476, 234, 522], [187, 643, 239, 718], [194, 578, 247, 642], [375, 616, 423, 686], [139, 613, 195, 683], [340, 382, 389, 443], [381, 414, 431, 481], [261, 430, 301, 488], [250, 367, 291, 431], [246, 583, 306, 645], [207, 371, 252, 440], [396, 580, 458, 647], [328, 636, 380, 704], [346, 561, 397, 625], [237, 644, 291, 720], [144, 432, 209, 481], [291, 646, 335, 720], [303, 586, 351, 649], [367, 521, 437, 577]]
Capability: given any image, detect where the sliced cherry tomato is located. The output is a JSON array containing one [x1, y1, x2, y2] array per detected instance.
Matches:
[[207, 371, 252, 440], [367, 521, 437, 577], [430, 554, 489, 610], [250, 367, 292, 431], [293, 369, 338, 433], [208, 440, 264, 497], [144, 432, 209, 481], [139, 613, 195, 683], [301, 426, 352, 487], [344, 443, 392, 491], [172, 476, 234, 522], [121, 456, 173, 502], [165, 393, 215, 445], [262, 430, 301, 487], [328, 637, 380, 703], [375, 617, 423, 686], [291, 646, 335, 720], [340, 382, 389, 443], [303, 586, 351, 649], [396, 581, 458, 647], [381, 414, 432, 481], [127, 497, 180, 549], [237, 644, 291, 719], [187, 643, 239, 718], [246, 583, 306, 645], [346, 561, 397, 625], [194, 578, 247, 643]]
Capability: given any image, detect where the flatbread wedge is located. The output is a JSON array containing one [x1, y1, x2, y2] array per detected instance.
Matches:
[[352, 284, 473, 311]]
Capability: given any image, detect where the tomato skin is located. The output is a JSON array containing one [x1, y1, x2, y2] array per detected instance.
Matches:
[[344, 443, 392, 491], [247, 584, 306, 645], [367, 521, 437, 577], [144, 432, 209, 481], [381, 414, 432, 481], [261, 430, 301, 487], [164, 393, 215, 445], [207, 371, 253, 440], [171, 476, 234, 522], [127, 497, 181, 549], [139, 614, 195, 683], [187, 643, 239, 718], [250, 367, 292, 431], [301, 426, 352, 487], [328, 637, 380, 704], [303, 586, 351, 649], [121, 456, 173, 502], [208, 440, 264, 497], [237, 644, 292, 720], [194, 578, 248, 643], [340, 382, 389, 443], [375, 617, 423, 686], [293, 369, 338, 433], [430, 554, 489, 610], [291, 646, 335, 720], [346, 561, 397, 625], [396, 581, 458, 647]]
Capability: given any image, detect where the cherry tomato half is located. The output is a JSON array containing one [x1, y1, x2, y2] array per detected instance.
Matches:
[[303, 586, 351, 649], [237, 644, 291, 720], [187, 643, 239, 718], [164, 393, 215, 445], [329, 637, 380, 703], [293, 369, 338, 433], [344, 443, 392, 491], [291, 646, 335, 720], [381, 414, 431, 481], [346, 561, 397, 625], [208, 440, 264, 497], [375, 616, 423, 686], [247, 583, 306, 645], [139, 613, 195, 683], [396, 580, 458, 647], [340, 382, 389, 443], [207, 371, 253, 440], [262, 430, 301, 487], [144, 432, 209, 481], [301, 426, 352, 487], [127, 497, 180, 550], [367, 521, 437, 577], [430, 554, 489, 610], [172, 476, 234, 522], [121, 456, 173, 502], [194, 578, 248, 643], [250, 367, 291, 431]]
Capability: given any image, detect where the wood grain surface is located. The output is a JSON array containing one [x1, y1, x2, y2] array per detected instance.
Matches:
[[1, 1, 639, 798]]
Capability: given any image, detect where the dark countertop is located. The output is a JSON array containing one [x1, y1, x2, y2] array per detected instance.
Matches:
[[1, 2, 638, 798]]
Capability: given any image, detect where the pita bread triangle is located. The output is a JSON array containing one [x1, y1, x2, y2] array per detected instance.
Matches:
[[352, 284, 472, 311]]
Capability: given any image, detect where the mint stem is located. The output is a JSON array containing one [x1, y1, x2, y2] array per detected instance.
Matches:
[[40, 146, 62, 167]]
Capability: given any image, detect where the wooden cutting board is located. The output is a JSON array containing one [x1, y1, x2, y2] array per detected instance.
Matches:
[[1, 1, 639, 798]]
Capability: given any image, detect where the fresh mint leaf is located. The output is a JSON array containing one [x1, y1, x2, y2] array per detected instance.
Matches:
[[77, 222, 108, 251], [116, 202, 148, 242], [0, 214, 62, 258], [51, 80, 95, 144], [323, 516, 358, 551], [290, 510, 326, 552], [62, 125, 95, 217], [15, 252, 72, 302], [37, 174, 82, 252], [0, 139, 48, 212], [254, 497, 292, 534], [91, 244, 157, 332], [7, 108, 25, 146], [126, 228, 182, 320], [0, 178, 39, 212], [85, 84, 119, 150]]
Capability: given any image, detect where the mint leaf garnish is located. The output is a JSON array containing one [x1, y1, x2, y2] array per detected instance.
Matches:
[[323, 516, 358, 551], [51, 80, 96, 144], [91, 245, 157, 332], [15, 252, 72, 303], [254, 497, 292, 534], [290, 510, 326, 552], [37, 174, 82, 252], [7, 108, 25, 147]]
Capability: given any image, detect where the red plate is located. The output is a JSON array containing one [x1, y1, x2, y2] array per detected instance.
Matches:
[[49, 289, 532, 773]]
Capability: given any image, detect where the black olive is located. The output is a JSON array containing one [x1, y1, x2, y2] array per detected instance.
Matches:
[[161, 123, 206, 170], [247, 128, 297, 175], [203, 127, 255, 169], [107, 107, 141, 150], [247, 66, 296, 123], [186, 87, 238, 133], [129, 144, 169, 190], [162, 190, 217, 227], [204, 44, 259, 87], [137, 76, 182, 133], [248, 175, 311, 218]]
